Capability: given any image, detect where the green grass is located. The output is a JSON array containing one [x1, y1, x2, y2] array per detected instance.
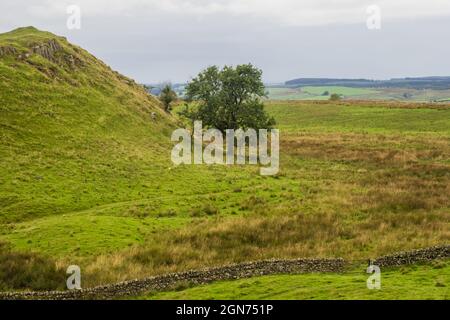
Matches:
[[266, 101, 450, 134], [265, 87, 311, 100], [138, 260, 450, 300], [266, 85, 450, 102], [266, 86, 378, 100], [0, 27, 449, 294], [302, 86, 377, 96], [3, 214, 187, 257]]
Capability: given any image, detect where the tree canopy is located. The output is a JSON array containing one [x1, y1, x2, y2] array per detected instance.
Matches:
[[329, 93, 341, 101], [182, 64, 275, 132]]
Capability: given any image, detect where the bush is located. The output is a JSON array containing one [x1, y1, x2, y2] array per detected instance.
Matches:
[[159, 84, 177, 112], [329, 93, 341, 101]]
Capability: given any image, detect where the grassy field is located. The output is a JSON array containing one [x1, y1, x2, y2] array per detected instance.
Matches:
[[3, 98, 445, 291], [0, 28, 449, 295], [138, 260, 450, 300], [266, 100, 450, 134], [266, 86, 379, 100], [266, 86, 450, 102]]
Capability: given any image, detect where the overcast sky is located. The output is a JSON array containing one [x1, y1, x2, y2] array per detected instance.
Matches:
[[1, 0, 450, 83]]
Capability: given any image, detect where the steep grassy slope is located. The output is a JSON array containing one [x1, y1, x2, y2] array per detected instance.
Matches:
[[0, 27, 178, 222]]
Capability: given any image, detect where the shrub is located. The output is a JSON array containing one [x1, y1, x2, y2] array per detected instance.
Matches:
[[159, 84, 177, 112], [329, 93, 342, 101]]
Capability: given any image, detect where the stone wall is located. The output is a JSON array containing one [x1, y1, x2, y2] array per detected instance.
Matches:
[[0, 245, 448, 300], [0, 258, 345, 300], [373, 245, 449, 267]]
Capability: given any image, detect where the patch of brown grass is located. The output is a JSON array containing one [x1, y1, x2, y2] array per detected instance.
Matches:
[[280, 132, 450, 215], [81, 209, 449, 287], [282, 133, 450, 164], [76, 129, 450, 288]]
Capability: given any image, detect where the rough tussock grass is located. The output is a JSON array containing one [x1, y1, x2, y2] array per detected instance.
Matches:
[[0, 242, 65, 291], [80, 209, 448, 287]]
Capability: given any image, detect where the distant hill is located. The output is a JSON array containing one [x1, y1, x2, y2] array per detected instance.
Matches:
[[285, 76, 450, 90]]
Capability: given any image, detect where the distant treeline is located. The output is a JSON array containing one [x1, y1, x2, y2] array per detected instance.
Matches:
[[284, 77, 450, 90]]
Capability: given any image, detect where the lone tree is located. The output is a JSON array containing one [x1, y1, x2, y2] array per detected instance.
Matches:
[[181, 64, 275, 132], [329, 93, 341, 101], [159, 84, 177, 112]]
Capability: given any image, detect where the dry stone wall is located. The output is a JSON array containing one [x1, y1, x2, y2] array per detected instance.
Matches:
[[0, 258, 345, 300], [373, 245, 449, 267], [0, 245, 448, 300]]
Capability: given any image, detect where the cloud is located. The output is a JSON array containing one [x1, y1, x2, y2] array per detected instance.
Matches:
[[1, 0, 449, 83], [141, 0, 450, 26], [4, 0, 450, 27]]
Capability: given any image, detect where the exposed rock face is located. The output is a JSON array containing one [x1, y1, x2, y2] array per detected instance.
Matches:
[[31, 39, 81, 68], [373, 245, 449, 267], [0, 46, 17, 57], [0, 38, 82, 70], [1, 30, 140, 86], [31, 38, 63, 60]]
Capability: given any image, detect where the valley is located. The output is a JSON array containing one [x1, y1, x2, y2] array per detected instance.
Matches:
[[0, 27, 449, 298]]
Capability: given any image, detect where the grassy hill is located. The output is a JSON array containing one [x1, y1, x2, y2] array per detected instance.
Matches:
[[0, 26, 178, 223], [0, 27, 448, 295], [0, 27, 277, 290]]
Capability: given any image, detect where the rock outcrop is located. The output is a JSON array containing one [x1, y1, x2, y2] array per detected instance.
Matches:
[[1, 37, 82, 69], [31, 39, 63, 60], [0, 45, 17, 57]]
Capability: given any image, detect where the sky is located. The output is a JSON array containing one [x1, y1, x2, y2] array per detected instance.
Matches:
[[1, 0, 450, 83]]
